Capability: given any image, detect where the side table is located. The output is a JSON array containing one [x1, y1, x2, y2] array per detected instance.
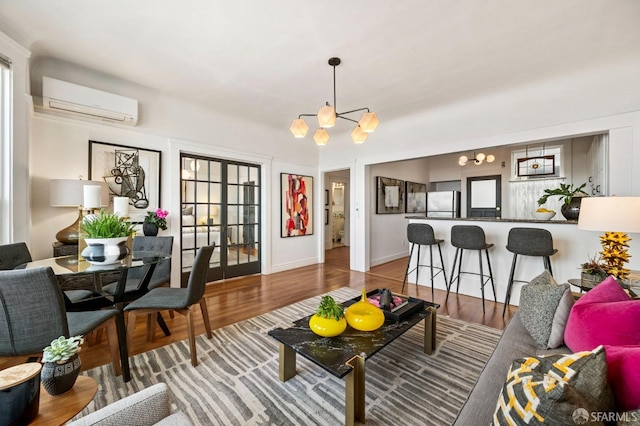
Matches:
[[568, 278, 638, 298], [31, 375, 97, 425], [52, 242, 78, 257]]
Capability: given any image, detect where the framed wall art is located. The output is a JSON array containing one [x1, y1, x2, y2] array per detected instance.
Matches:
[[89, 140, 162, 222], [281, 173, 313, 237], [405, 181, 427, 213], [376, 176, 405, 214]]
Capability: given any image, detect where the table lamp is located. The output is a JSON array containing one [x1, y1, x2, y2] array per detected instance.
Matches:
[[50, 179, 109, 244], [578, 197, 640, 280]]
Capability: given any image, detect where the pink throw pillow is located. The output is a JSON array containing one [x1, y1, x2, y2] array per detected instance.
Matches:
[[604, 345, 640, 411], [564, 276, 640, 352], [577, 275, 630, 303]]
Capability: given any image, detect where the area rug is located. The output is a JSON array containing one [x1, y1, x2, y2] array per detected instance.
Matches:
[[78, 288, 502, 425]]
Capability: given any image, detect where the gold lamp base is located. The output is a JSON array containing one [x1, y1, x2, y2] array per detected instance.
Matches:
[[55, 208, 82, 245]]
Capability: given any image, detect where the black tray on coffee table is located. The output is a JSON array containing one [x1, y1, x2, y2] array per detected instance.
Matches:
[[342, 289, 427, 322]]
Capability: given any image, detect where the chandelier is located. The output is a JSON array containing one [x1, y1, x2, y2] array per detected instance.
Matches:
[[289, 57, 379, 145], [458, 152, 495, 166]]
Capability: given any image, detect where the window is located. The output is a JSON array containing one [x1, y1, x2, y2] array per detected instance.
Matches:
[[0, 54, 11, 243], [511, 145, 563, 179]]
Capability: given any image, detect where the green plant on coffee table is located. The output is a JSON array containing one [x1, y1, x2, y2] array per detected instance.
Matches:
[[581, 254, 608, 279], [42, 335, 84, 363], [316, 295, 344, 320], [537, 183, 588, 206], [81, 210, 135, 238]]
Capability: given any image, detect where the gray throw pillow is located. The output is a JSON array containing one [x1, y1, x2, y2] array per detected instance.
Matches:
[[519, 270, 574, 349]]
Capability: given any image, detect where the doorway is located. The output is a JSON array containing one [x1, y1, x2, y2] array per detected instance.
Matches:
[[325, 169, 350, 268], [180, 154, 261, 285], [467, 175, 502, 218], [331, 182, 345, 248]]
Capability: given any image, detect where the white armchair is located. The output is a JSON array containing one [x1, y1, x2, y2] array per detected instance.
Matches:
[[68, 382, 191, 426]]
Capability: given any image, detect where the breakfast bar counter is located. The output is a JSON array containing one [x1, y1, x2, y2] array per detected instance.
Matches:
[[405, 216, 577, 225], [403, 216, 600, 308]]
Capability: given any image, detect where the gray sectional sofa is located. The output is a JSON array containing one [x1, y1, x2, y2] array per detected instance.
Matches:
[[453, 311, 571, 425]]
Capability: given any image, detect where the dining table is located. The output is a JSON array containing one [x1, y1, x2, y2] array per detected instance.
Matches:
[[22, 250, 171, 383]]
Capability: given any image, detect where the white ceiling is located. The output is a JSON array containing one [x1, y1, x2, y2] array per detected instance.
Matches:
[[1, 1, 639, 130]]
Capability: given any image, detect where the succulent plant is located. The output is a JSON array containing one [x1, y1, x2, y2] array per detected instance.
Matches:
[[315, 295, 344, 321], [42, 335, 84, 364]]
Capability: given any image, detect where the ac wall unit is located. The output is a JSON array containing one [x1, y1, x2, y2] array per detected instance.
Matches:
[[42, 76, 138, 126]]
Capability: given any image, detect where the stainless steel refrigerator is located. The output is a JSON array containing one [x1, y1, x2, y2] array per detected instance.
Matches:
[[426, 191, 461, 218]]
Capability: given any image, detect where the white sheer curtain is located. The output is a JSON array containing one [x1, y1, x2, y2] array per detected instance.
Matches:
[[509, 178, 566, 220], [0, 55, 11, 243]]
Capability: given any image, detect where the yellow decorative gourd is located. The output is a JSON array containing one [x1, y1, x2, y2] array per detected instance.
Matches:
[[309, 295, 347, 337], [344, 289, 385, 331]]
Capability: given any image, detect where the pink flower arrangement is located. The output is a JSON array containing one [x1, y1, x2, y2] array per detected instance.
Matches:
[[144, 208, 169, 230]]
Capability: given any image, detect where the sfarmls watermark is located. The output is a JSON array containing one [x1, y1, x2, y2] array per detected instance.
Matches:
[[572, 408, 638, 424]]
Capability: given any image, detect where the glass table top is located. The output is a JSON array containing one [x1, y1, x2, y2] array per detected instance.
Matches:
[[22, 251, 170, 275]]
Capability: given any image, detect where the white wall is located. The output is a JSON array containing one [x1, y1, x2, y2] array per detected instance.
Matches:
[[26, 57, 324, 281], [270, 161, 320, 273], [369, 158, 430, 266], [323, 56, 640, 272], [11, 36, 640, 279]]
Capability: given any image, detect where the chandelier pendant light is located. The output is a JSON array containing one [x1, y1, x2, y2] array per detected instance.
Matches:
[[458, 152, 495, 166], [289, 57, 379, 145]]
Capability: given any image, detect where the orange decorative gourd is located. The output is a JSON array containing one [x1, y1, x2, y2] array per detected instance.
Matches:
[[344, 290, 385, 331]]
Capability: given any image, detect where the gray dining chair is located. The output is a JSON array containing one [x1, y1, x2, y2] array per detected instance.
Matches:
[[102, 236, 174, 302], [0, 242, 32, 270], [0, 242, 97, 308], [125, 244, 215, 367], [0, 267, 125, 378]]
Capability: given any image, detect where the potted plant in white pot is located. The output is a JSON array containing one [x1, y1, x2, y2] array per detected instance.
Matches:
[[81, 210, 136, 265], [40, 335, 83, 395], [537, 183, 588, 220]]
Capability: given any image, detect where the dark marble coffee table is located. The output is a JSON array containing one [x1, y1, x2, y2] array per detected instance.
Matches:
[[268, 294, 439, 426]]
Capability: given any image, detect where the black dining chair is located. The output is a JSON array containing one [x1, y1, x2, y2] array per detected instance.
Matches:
[[0, 267, 128, 379], [125, 244, 214, 367]]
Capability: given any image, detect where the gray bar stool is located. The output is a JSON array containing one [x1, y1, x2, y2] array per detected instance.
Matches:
[[503, 227, 557, 317], [401, 223, 447, 299], [446, 225, 496, 313]]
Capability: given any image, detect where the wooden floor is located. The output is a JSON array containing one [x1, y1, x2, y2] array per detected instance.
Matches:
[[1, 246, 516, 373]]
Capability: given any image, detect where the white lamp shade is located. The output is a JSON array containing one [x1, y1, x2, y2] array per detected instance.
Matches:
[[476, 153, 486, 162], [317, 104, 336, 128], [351, 126, 368, 144], [458, 155, 468, 164], [313, 128, 329, 145], [578, 197, 640, 233], [289, 118, 309, 138], [358, 112, 379, 133], [486, 154, 495, 163], [50, 179, 108, 207]]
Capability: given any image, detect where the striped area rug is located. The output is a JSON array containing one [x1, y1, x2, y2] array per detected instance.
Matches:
[[78, 288, 502, 425]]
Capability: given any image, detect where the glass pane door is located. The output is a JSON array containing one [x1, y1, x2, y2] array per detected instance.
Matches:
[[180, 154, 260, 285]]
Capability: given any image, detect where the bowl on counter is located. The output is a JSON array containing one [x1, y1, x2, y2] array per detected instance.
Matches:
[[532, 211, 556, 220]]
